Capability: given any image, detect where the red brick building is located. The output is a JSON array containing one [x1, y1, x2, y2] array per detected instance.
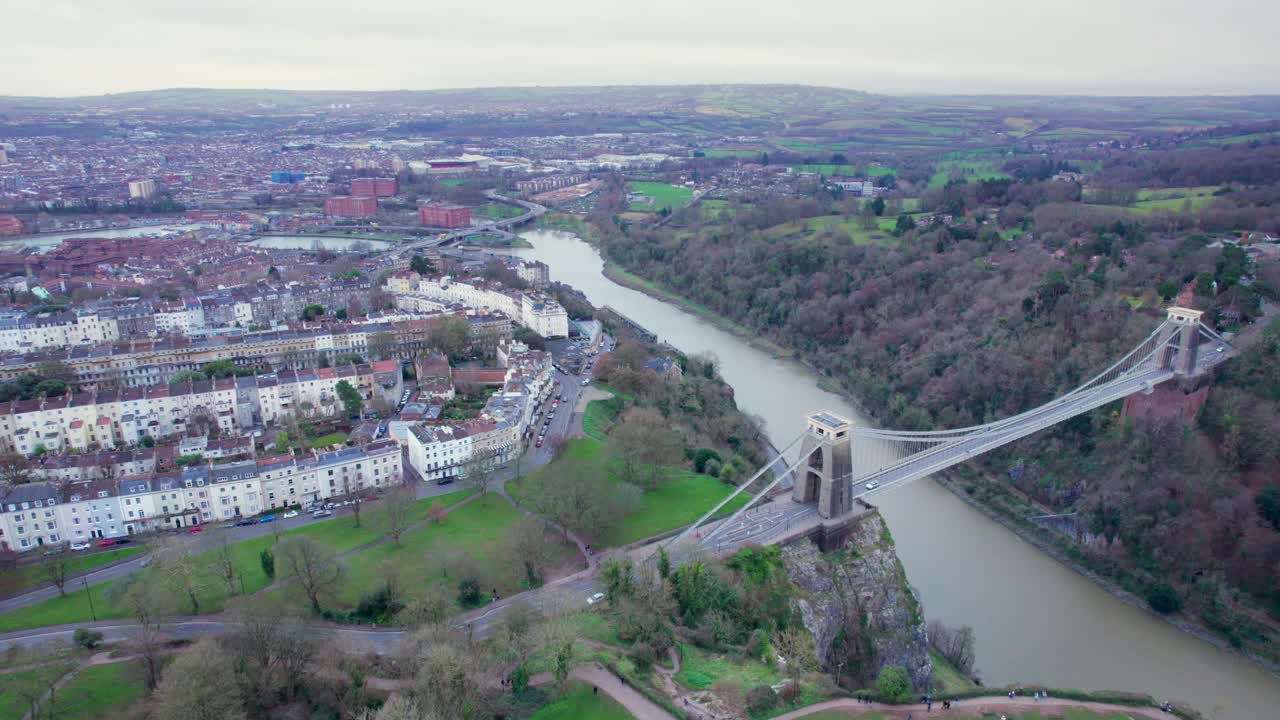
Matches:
[[350, 177, 397, 197], [0, 215, 23, 237], [324, 196, 378, 218], [417, 202, 470, 228]]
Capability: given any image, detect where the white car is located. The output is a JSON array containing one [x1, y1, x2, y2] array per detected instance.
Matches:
[[587, 592, 606, 606], [70, 541, 91, 551], [865, 481, 879, 491], [282, 510, 299, 519]]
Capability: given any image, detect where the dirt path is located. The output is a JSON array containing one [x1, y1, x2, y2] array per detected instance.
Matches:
[[769, 695, 1174, 720]]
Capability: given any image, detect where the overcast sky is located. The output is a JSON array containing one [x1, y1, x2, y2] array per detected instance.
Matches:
[[4, 0, 1277, 97]]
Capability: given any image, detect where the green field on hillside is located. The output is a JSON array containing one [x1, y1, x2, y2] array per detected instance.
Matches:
[[1, 546, 145, 596], [530, 681, 635, 720], [627, 182, 694, 212]]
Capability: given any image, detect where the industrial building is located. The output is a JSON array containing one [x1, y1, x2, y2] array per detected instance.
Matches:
[[127, 179, 157, 199], [324, 195, 378, 217], [417, 202, 471, 228], [350, 177, 397, 197]]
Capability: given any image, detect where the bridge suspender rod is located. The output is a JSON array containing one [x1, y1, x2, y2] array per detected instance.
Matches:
[[661, 431, 807, 551], [698, 450, 815, 546], [1198, 322, 1231, 345]]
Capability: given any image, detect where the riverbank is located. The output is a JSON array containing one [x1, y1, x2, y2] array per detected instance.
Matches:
[[592, 246, 1280, 684], [601, 261, 796, 359], [935, 469, 1280, 680]]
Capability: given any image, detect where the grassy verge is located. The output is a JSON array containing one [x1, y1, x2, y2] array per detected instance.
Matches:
[[601, 262, 794, 359], [331, 495, 580, 612], [509, 439, 750, 547], [582, 388, 626, 441], [929, 649, 978, 693], [530, 680, 635, 720], [0, 489, 476, 632], [1, 547, 145, 596], [47, 661, 146, 720], [305, 431, 348, 449]]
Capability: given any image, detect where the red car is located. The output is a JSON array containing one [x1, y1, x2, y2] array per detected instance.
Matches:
[[188, 526, 205, 534], [96, 539, 116, 548], [535, 438, 544, 447]]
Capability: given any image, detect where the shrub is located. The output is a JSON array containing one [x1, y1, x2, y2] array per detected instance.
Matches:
[[1147, 582, 1182, 614], [631, 641, 658, 670], [355, 579, 404, 622], [746, 685, 778, 714], [692, 448, 722, 474], [703, 458, 722, 478], [259, 548, 275, 579], [875, 665, 912, 702], [73, 627, 104, 650], [458, 577, 483, 608]]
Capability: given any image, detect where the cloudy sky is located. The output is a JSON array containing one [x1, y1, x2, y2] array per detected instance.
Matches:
[[4, 0, 1277, 97]]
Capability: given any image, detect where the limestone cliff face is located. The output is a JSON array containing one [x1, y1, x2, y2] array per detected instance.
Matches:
[[780, 513, 933, 691]]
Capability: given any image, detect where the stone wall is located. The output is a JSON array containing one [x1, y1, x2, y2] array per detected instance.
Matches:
[[780, 512, 933, 691]]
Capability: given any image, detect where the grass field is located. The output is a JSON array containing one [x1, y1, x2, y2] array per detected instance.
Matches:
[[48, 661, 146, 720], [627, 182, 693, 212], [331, 495, 580, 611], [0, 667, 45, 720], [929, 160, 1011, 187], [797, 712, 1141, 720], [763, 214, 902, 248], [530, 680, 635, 720], [305, 432, 348, 449], [582, 388, 627, 441], [474, 202, 525, 220], [1127, 186, 1220, 214], [509, 439, 750, 547], [701, 149, 760, 158], [1, 547, 145, 596], [0, 489, 476, 632], [930, 649, 978, 693]]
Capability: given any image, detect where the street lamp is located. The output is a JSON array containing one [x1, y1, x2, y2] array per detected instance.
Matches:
[[82, 575, 97, 622]]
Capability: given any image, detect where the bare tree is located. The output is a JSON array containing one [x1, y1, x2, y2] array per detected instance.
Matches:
[[154, 637, 246, 720], [41, 544, 72, 596], [508, 518, 562, 588], [8, 648, 75, 720], [611, 407, 683, 489], [154, 537, 206, 614], [0, 451, 31, 485], [464, 448, 501, 505], [927, 619, 976, 677], [276, 536, 343, 614], [224, 602, 313, 704], [382, 481, 415, 546], [213, 532, 239, 595], [109, 576, 171, 689]]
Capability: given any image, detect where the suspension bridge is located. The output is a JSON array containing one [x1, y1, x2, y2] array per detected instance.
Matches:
[[657, 307, 1232, 561]]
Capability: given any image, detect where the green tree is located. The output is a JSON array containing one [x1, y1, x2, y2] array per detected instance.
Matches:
[[170, 369, 205, 383], [892, 213, 917, 236], [260, 548, 275, 579], [411, 255, 437, 276], [869, 196, 886, 216], [1147, 582, 1182, 614], [274, 431, 290, 455], [336, 380, 363, 418], [875, 665, 912, 702], [302, 304, 325, 321], [511, 663, 529, 695]]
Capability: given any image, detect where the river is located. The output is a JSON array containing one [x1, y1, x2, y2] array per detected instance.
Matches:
[[513, 229, 1280, 720], [0, 223, 207, 253], [248, 235, 393, 252]]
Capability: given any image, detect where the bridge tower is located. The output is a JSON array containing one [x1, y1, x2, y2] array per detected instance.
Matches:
[[1161, 307, 1204, 377], [792, 412, 854, 519]]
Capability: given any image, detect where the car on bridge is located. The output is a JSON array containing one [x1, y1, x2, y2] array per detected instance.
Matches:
[[865, 481, 879, 491]]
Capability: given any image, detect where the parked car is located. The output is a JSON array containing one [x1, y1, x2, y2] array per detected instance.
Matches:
[[188, 526, 205, 534], [96, 539, 116, 548], [70, 541, 91, 551], [581, 379, 590, 386], [115, 538, 131, 544], [259, 514, 277, 523], [535, 439, 544, 448], [282, 510, 299, 519], [235, 518, 255, 527], [438, 477, 455, 485], [587, 592, 606, 605], [312, 508, 333, 518]]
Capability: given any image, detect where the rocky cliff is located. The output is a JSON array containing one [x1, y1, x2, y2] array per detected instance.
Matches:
[[780, 513, 933, 691]]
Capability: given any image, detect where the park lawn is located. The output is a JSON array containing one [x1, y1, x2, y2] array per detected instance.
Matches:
[[928, 160, 1010, 187], [331, 494, 579, 611], [1127, 186, 1220, 214], [530, 680, 635, 720], [305, 431, 348, 449], [583, 388, 627, 441], [1, 547, 145, 595], [764, 215, 901, 248], [627, 182, 693, 212], [0, 489, 477, 632], [50, 661, 146, 720], [509, 439, 751, 547], [0, 667, 45, 720], [474, 202, 524, 220]]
